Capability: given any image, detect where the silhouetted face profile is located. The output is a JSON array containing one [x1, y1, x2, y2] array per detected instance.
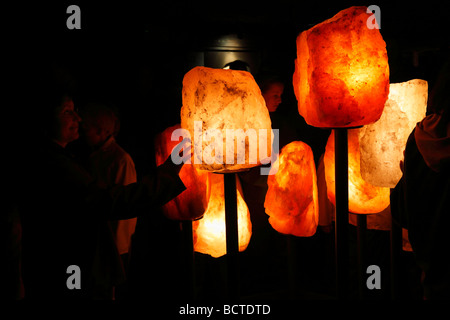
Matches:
[[263, 83, 284, 112], [53, 97, 81, 147], [80, 103, 117, 148], [82, 117, 112, 148]]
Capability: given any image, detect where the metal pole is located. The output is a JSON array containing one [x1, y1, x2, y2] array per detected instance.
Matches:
[[286, 235, 297, 297], [181, 220, 196, 299], [357, 214, 367, 299], [334, 128, 350, 299], [223, 173, 240, 299]]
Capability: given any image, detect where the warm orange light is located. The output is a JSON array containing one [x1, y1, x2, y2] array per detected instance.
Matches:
[[264, 141, 318, 236], [324, 129, 390, 214], [154, 124, 210, 221], [192, 173, 252, 258], [359, 79, 428, 187], [180, 66, 273, 172], [293, 6, 389, 128]]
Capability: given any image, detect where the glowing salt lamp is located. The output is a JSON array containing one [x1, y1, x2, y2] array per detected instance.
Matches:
[[264, 141, 318, 236], [180, 66, 272, 172], [359, 79, 428, 187], [192, 173, 252, 258], [154, 124, 210, 221], [324, 129, 390, 214], [292, 6, 389, 128]]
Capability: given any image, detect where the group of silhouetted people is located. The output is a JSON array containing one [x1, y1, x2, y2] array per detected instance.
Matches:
[[11, 87, 190, 300]]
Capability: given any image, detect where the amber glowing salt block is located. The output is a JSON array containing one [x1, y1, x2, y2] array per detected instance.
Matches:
[[293, 6, 389, 128], [192, 173, 252, 258], [359, 79, 428, 187], [180, 66, 273, 172], [264, 141, 318, 237], [324, 129, 390, 214], [154, 124, 210, 221]]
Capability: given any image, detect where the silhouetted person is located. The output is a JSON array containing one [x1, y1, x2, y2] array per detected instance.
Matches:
[[81, 102, 138, 299], [19, 89, 190, 300], [257, 73, 300, 150], [392, 58, 450, 299]]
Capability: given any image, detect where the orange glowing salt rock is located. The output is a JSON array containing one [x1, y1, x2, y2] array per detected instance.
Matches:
[[192, 173, 252, 258], [180, 66, 273, 172], [324, 129, 390, 214], [264, 141, 318, 237], [154, 124, 209, 221], [293, 6, 389, 128]]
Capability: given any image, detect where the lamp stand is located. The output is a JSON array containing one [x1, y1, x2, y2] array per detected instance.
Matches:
[[335, 128, 371, 300], [181, 220, 196, 299], [223, 172, 240, 299], [334, 128, 350, 299], [356, 214, 367, 299]]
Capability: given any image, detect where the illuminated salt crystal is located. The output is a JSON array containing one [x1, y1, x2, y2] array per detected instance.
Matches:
[[181, 66, 272, 172], [192, 173, 252, 258], [324, 129, 390, 214], [264, 141, 318, 237], [359, 79, 428, 188], [154, 124, 210, 221], [293, 6, 389, 128]]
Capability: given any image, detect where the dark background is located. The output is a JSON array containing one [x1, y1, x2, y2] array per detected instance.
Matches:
[[4, 0, 449, 304]]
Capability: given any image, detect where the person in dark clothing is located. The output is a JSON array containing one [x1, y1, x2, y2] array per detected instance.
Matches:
[[18, 91, 190, 300], [391, 59, 450, 300]]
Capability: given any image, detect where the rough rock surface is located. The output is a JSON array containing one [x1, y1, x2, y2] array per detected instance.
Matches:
[[181, 66, 272, 172], [359, 79, 428, 187], [264, 141, 318, 237], [293, 6, 389, 128]]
